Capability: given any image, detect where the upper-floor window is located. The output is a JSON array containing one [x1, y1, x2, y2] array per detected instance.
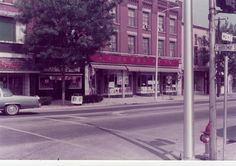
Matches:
[[128, 35, 136, 54], [109, 33, 117, 52], [158, 40, 165, 56], [143, 37, 150, 55], [169, 18, 176, 34], [128, 8, 136, 27], [169, 41, 176, 57], [158, 15, 164, 32], [142, 12, 149, 29], [111, 7, 117, 23], [0, 16, 16, 42]]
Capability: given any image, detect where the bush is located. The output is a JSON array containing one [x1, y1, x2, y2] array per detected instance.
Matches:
[[39, 96, 53, 105], [83, 95, 103, 103]]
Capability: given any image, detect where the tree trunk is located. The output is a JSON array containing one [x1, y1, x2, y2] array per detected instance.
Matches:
[[62, 65, 66, 105]]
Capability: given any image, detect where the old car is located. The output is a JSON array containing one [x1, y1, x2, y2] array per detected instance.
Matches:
[[0, 88, 41, 116]]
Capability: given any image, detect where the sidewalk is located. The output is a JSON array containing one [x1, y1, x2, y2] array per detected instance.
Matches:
[[31, 94, 236, 113]]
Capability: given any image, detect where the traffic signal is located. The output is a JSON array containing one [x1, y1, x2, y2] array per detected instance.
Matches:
[[216, 0, 236, 13]]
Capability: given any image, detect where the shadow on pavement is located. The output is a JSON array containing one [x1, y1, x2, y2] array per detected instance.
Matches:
[[217, 126, 236, 143], [86, 122, 180, 160]]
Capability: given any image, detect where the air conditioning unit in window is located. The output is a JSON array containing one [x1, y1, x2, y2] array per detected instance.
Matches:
[[143, 24, 150, 30]]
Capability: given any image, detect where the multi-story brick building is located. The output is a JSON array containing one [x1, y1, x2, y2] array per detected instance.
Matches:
[[0, 0, 84, 99], [86, 0, 183, 97], [1, 0, 183, 99], [0, 0, 39, 96]]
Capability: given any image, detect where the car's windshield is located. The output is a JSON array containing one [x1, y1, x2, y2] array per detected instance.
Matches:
[[1, 88, 13, 97]]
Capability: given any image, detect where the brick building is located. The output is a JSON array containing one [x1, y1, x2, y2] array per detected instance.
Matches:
[[0, 0, 183, 99], [86, 0, 183, 97]]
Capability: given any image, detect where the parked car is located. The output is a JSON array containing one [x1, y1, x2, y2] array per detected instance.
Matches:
[[0, 88, 41, 116]]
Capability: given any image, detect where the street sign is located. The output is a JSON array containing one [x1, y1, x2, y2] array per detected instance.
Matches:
[[222, 32, 233, 42], [216, 0, 236, 13], [215, 44, 236, 52]]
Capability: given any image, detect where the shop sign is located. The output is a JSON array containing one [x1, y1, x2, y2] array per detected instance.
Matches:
[[90, 53, 179, 67], [0, 58, 36, 71], [109, 82, 115, 88], [148, 80, 155, 85]]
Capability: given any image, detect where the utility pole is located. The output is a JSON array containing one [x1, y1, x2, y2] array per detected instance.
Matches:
[[183, 0, 194, 160], [209, 0, 217, 160]]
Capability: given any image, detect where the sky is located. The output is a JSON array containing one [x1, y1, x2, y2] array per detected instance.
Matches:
[[191, 0, 236, 27]]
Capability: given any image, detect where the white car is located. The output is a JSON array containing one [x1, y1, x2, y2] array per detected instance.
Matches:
[[0, 88, 41, 116]]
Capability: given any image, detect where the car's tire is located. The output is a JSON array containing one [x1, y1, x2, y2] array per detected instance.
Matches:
[[4, 105, 20, 116]]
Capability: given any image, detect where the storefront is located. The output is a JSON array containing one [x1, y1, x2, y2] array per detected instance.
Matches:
[[90, 53, 181, 98], [36, 67, 83, 100], [0, 58, 39, 95]]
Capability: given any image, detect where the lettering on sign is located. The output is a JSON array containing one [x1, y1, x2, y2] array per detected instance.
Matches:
[[215, 44, 236, 52]]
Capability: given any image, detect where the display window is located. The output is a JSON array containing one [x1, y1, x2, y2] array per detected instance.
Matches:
[[103, 71, 132, 96], [39, 76, 53, 90], [137, 73, 159, 95], [68, 76, 82, 89]]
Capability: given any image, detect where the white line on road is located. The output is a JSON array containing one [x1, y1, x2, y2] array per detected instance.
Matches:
[[0, 125, 85, 149]]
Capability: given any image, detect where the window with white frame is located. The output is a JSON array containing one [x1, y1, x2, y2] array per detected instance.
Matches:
[[109, 33, 117, 52], [169, 41, 176, 57], [142, 12, 149, 29], [158, 15, 164, 32], [169, 18, 176, 34], [0, 16, 16, 42], [143, 37, 150, 55], [158, 40, 165, 56], [128, 8, 135, 27], [128, 35, 136, 54]]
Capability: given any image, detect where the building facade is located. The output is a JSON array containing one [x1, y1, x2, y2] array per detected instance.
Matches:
[[192, 25, 210, 95], [0, 0, 39, 96], [86, 0, 183, 98], [0, 0, 84, 99]]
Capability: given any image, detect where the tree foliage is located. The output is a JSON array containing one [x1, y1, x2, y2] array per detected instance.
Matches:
[[15, 0, 121, 69], [15, 0, 121, 103]]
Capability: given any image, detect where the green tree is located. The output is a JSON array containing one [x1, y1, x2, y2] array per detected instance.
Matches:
[[15, 0, 121, 104], [216, 21, 236, 96]]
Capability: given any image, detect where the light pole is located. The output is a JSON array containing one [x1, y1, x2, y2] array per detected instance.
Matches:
[[155, 5, 180, 100], [183, 0, 194, 160]]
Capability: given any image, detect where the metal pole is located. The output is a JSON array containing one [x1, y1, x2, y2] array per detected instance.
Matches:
[[209, 0, 217, 160], [183, 0, 194, 160], [155, 16, 159, 100], [223, 55, 228, 160]]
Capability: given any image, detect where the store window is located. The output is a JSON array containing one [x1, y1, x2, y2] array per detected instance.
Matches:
[[137, 74, 158, 95], [128, 35, 136, 54], [68, 76, 82, 89], [103, 71, 132, 96], [39, 76, 53, 90], [0, 16, 16, 42], [0, 74, 23, 95], [128, 8, 136, 27]]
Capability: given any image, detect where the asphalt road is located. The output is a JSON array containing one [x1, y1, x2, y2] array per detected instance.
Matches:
[[1, 101, 236, 160]]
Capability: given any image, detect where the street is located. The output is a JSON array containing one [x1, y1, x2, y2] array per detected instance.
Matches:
[[1, 101, 236, 160]]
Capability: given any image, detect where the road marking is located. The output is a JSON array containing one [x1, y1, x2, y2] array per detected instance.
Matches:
[[0, 125, 85, 148]]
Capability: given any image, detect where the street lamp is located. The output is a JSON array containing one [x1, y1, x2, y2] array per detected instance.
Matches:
[[155, 5, 180, 100]]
